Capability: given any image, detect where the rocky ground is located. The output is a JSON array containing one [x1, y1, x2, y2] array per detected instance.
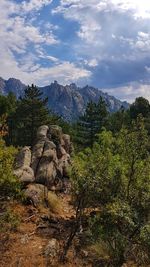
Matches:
[[0, 192, 93, 267]]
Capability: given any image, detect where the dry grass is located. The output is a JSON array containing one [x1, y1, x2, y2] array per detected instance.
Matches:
[[86, 241, 110, 260], [47, 191, 62, 214]]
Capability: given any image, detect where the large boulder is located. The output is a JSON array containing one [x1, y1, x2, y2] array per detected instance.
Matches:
[[14, 166, 35, 184], [37, 125, 49, 139], [31, 140, 56, 173], [14, 146, 31, 169], [58, 153, 71, 177], [61, 134, 72, 154], [49, 125, 62, 144], [14, 146, 34, 184], [35, 161, 57, 187], [56, 145, 66, 159], [32, 138, 58, 186]]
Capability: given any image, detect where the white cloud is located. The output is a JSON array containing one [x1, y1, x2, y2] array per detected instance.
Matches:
[[31, 62, 91, 85], [53, 0, 103, 44], [0, 0, 88, 86], [0, 0, 91, 85], [21, 0, 53, 13], [134, 32, 150, 52], [84, 59, 98, 67], [103, 83, 150, 103], [110, 0, 150, 18], [0, 0, 91, 86]]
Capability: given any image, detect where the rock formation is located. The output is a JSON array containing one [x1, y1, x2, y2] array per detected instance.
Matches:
[[14, 125, 73, 205]]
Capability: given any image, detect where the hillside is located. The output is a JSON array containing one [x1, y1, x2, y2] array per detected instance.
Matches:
[[0, 78, 129, 121], [0, 120, 150, 267]]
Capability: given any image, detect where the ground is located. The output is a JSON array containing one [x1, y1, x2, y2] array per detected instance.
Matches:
[[0, 193, 149, 267], [0, 193, 92, 267]]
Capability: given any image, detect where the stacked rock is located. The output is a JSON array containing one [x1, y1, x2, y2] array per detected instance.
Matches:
[[14, 125, 73, 206]]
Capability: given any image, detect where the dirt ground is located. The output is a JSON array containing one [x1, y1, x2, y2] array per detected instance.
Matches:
[[0, 194, 92, 267]]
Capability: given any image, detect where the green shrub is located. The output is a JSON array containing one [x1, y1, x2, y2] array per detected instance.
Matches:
[[0, 208, 20, 232], [0, 139, 21, 198]]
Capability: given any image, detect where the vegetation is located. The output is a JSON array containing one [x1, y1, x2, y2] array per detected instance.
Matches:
[[0, 85, 72, 147], [47, 191, 62, 214], [0, 85, 150, 266], [10, 84, 50, 146], [0, 208, 21, 232], [0, 116, 21, 199], [0, 116, 21, 234], [74, 96, 108, 149], [68, 115, 150, 266]]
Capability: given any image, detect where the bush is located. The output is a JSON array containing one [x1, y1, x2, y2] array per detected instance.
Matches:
[[0, 139, 21, 198], [0, 208, 20, 232]]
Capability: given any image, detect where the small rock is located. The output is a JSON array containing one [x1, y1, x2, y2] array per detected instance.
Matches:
[[44, 238, 58, 257], [20, 234, 29, 244], [81, 250, 89, 257]]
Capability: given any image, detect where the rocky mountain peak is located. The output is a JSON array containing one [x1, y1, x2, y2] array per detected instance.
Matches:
[[0, 77, 129, 121]]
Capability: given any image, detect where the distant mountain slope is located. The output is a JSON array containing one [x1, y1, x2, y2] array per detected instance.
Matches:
[[0, 77, 26, 97], [0, 78, 129, 121]]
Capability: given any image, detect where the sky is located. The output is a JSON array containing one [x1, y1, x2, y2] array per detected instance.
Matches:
[[1, 0, 150, 102]]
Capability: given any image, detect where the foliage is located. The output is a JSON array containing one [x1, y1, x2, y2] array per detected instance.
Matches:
[[0, 86, 73, 146], [70, 115, 150, 266], [74, 97, 108, 149], [130, 97, 150, 119], [0, 92, 17, 116], [10, 84, 50, 146], [0, 208, 21, 232], [0, 114, 8, 137], [0, 139, 21, 198], [108, 107, 130, 133]]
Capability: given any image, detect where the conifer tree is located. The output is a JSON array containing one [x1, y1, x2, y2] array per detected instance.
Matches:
[[75, 97, 108, 148], [13, 84, 49, 146]]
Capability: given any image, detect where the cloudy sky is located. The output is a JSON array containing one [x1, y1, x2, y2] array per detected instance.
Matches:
[[1, 0, 150, 102]]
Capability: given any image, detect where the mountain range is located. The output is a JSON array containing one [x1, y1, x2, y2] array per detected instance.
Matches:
[[0, 77, 129, 121]]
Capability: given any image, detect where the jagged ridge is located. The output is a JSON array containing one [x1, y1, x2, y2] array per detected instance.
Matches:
[[0, 77, 129, 121]]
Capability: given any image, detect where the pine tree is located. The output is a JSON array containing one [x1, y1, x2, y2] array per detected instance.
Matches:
[[75, 97, 108, 148], [13, 84, 49, 146]]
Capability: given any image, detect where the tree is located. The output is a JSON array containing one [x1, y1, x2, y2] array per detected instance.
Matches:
[[96, 96, 109, 128], [75, 97, 108, 148], [108, 106, 130, 133], [130, 97, 150, 119], [12, 84, 49, 146], [0, 92, 17, 116]]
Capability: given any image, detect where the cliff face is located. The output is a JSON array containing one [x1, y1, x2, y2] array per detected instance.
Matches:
[[0, 78, 129, 121], [0, 77, 26, 97], [41, 81, 129, 120]]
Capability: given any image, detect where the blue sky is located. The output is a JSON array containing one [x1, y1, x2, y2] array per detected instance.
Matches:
[[1, 0, 150, 102]]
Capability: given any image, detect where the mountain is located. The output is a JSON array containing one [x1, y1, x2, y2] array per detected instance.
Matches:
[[0, 77, 26, 98], [0, 78, 129, 121]]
